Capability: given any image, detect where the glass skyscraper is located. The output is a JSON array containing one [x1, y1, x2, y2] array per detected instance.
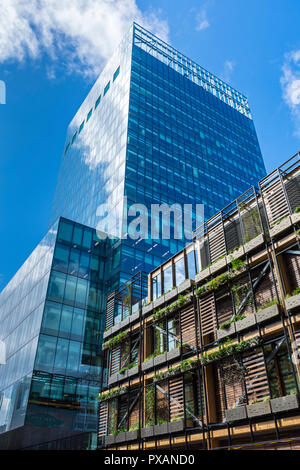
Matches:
[[0, 23, 266, 449], [50, 23, 266, 284]]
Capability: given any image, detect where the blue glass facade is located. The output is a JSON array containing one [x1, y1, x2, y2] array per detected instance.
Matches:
[[49, 24, 266, 287], [0, 218, 119, 449]]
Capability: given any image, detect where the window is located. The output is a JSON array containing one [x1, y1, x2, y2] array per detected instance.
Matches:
[[58, 219, 73, 243], [95, 95, 101, 109], [175, 257, 185, 286], [53, 244, 70, 272], [187, 249, 198, 280], [152, 273, 161, 300], [87, 108, 93, 121], [42, 302, 61, 333], [163, 265, 173, 293], [79, 121, 85, 133], [48, 272, 66, 300], [104, 81, 110, 96], [113, 66, 120, 81]]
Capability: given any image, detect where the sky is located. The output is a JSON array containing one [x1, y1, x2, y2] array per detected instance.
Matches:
[[0, 0, 300, 292]]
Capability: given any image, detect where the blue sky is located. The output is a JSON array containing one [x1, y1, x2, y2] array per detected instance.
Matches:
[[0, 0, 300, 291]]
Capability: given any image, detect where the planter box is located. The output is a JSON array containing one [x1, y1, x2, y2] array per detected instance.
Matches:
[[269, 216, 292, 238], [142, 358, 154, 371], [141, 426, 154, 438], [105, 435, 115, 446], [247, 401, 271, 418], [226, 246, 245, 264], [256, 304, 279, 324], [126, 430, 139, 442], [108, 374, 119, 386], [195, 267, 211, 283], [169, 420, 185, 433], [177, 279, 193, 295], [142, 303, 154, 316], [217, 323, 236, 340], [235, 314, 257, 333], [154, 423, 168, 436], [127, 365, 139, 378], [244, 234, 264, 254], [285, 293, 300, 311], [292, 212, 300, 225], [111, 324, 119, 335], [271, 394, 299, 413], [225, 406, 247, 422], [115, 432, 127, 444], [129, 311, 140, 325], [210, 257, 227, 275], [154, 353, 167, 367], [153, 296, 166, 309], [167, 347, 181, 361], [103, 328, 112, 340], [165, 288, 178, 302]]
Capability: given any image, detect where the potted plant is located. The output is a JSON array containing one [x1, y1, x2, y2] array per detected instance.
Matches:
[[154, 420, 168, 436]]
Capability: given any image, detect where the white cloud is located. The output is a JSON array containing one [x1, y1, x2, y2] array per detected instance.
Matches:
[[195, 2, 211, 32], [281, 49, 300, 137], [222, 60, 236, 83], [0, 0, 169, 78]]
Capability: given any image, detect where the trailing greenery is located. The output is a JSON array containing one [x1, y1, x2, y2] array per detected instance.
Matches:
[[196, 272, 231, 297], [294, 206, 300, 214], [256, 298, 278, 311], [219, 314, 246, 330], [286, 287, 300, 299], [102, 329, 130, 350], [200, 337, 262, 366], [153, 294, 189, 322], [112, 427, 126, 436], [118, 361, 137, 375], [152, 337, 262, 382], [98, 385, 128, 402]]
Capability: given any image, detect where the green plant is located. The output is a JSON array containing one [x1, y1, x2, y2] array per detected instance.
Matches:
[[145, 385, 155, 427], [128, 423, 140, 432], [257, 298, 278, 311], [200, 336, 262, 366], [102, 329, 130, 350], [157, 420, 167, 425], [294, 206, 300, 214], [231, 258, 246, 272], [219, 321, 232, 330], [98, 385, 128, 402], [263, 396, 270, 402], [118, 361, 137, 375]]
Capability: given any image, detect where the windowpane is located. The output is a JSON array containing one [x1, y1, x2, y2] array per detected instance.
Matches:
[[175, 257, 185, 285], [163, 265, 173, 293], [53, 244, 69, 272], [152, 273, 161, 300], [60, 305, 73, 336], [48, 272, 66, 300], [42, 301, 61, 333], [35, 335, 57, 370], [57, 220, 73, 243], [64, 275, 77, 302]]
